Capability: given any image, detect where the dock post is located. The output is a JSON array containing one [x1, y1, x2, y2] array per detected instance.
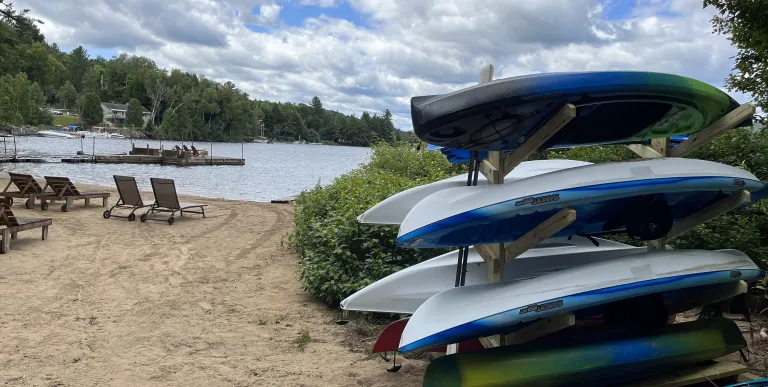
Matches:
[[92, 137, 95, 158], [241, 141, 244, 159]]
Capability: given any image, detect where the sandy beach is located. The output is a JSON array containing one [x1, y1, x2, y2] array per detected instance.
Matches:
[[0, 178, 426, 387]]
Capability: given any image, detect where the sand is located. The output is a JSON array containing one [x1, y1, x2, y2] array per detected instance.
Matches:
[[0, 179, 426, 387]]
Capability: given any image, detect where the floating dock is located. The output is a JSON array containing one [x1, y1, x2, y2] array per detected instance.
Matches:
[[61, 154, 245, 166]]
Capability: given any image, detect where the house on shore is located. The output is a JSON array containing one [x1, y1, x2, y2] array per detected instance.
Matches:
[[102, 102, 151, 126]]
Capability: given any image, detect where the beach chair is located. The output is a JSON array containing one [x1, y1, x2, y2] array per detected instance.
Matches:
[[0, 197, 52, 253], [140, 178, 206, 225], [38, 176, 111, 212], [1, 172, 53, 208], [103, 175, 154, 221]]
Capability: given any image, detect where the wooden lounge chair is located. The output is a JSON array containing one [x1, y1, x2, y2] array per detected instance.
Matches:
[[103, 175, 154, 221], [140, 178, 206, 225], [1, 172, 53, 208], [38, 176, 111, 212], [0, 198, 52, 253]]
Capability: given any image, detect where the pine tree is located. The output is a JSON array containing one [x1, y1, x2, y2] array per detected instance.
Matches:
[[80, 92, 103, 127], [126, 98, 144, 128]]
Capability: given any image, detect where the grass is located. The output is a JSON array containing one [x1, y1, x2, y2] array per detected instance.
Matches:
[[293, 330, 312, 352], [52, 115, 81, 126]]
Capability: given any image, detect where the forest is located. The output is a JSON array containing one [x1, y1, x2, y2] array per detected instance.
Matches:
[[0, 3, 405, 145]]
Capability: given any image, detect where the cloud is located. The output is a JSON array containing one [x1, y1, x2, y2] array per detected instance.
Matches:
[[14, 0, 752, 131]]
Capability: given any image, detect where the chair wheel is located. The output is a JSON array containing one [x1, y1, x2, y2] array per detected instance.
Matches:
[[61, 204, 68, 212], [168, 217, 175, 225], [128, 213, 135, 221], [41, 202, 48, 210], [7, 198, 12, 206], [140, 214, 147, 222], [25, 199, 31, 209], [103, 210, 111, 219]]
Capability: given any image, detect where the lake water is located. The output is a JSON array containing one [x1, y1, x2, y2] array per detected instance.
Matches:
[[0, 137, 371, 202]]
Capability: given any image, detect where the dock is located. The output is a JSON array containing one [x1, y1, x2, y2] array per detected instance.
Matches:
[[61, 154, 245, 166]]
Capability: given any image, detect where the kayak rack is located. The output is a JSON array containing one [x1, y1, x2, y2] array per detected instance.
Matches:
[[444, 63, 762, 384]]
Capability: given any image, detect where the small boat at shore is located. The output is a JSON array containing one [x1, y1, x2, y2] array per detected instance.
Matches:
[[37, 130, 77, 139]]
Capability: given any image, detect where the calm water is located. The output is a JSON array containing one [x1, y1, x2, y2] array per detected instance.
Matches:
[[0, 137, 371, 202]]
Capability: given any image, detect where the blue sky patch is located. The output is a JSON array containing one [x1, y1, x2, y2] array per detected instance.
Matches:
[[281, 2, 367, 28]]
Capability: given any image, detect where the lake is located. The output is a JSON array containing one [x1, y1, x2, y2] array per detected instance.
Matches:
[[0, 136, 372, 202]]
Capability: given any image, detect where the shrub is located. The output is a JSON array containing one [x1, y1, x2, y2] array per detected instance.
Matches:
[[289, 143, 463, 304]]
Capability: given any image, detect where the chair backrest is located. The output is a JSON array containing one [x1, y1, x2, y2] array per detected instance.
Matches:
[[7, 172, 44, 194], [43, 176, 81, 197], [150, 178, 181, 209], [0, 197, 19, 227], [113, 175, 144, 206]]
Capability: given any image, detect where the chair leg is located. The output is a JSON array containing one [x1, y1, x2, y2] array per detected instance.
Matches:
[[10, 231, 17, 240], [201, 207, 206, 218], [63, 197, 73, 212], [85, 198, 91, 206], [102, 196, 108, 207], [1, 228, 9, 253], [42, 226, 48, 240]]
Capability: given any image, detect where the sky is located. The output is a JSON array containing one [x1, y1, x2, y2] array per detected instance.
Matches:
[[14, 0, 752, 131]]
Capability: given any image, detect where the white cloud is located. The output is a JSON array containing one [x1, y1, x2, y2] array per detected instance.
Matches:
[[298, 0, 341, 7], [14, 0, 753, 131]]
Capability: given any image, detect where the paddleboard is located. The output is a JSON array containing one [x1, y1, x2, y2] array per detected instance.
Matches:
[[412, 71, 750, 151], [340, 236, 646, 314], [357, 159, 591, 225], [399, 249, 764, 353], [422, 318, 747, 387], [397, 158, 766, 248]]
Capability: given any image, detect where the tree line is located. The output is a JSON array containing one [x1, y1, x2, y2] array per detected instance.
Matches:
[[0, 3, 403, 145]]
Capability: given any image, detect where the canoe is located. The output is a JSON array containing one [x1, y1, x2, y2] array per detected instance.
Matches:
[[340, 236, 646, 314], [397, 158, 766, 248], [399, 249, 763, 353], [422, 317, 747, 387], [411, 71, 750, 151], [357, 159, 591, 225]]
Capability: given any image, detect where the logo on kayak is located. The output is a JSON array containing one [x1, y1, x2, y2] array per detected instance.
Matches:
[[521, 91, 563, 101], [733, 178, 746, 187], [515, 194, 560, 207], [519, 300, 564, 315]]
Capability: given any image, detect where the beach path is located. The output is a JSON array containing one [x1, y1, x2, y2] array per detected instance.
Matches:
[[0, 179, 425, 386]]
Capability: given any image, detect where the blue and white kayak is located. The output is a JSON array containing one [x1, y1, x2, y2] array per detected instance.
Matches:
[[397, 158, 766, 248], [357, 159, 591, 225], [399, 249, 765, 353], [340, 237, 646, 314]]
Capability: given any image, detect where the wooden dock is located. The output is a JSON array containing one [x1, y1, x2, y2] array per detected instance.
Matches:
[[61, 154, 245, 166]]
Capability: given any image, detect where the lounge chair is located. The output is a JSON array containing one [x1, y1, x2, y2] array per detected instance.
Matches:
[[38, 176, 111, 212], [1, 172, 53, 208], [0, 198, 52, 253], [140, 178, 206, 225], [103, 175, 154, 221]]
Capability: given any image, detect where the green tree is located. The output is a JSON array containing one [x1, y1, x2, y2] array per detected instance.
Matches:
[[23, 42, 56, 87], [66, 46, 90, 92], [0, 75, 24, 125], [126, 98, 144, 127], [80, 92, 103, 127], [310, 96, 323, 117], [705, 0, 768, 120], [58, 80, 77, 110]]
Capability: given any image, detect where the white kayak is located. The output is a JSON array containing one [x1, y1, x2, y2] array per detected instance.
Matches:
[[397, 158, 766, 248], [357, 159, 592, 225], [399, 249, 764, 353], [340, 236, 648, 314]]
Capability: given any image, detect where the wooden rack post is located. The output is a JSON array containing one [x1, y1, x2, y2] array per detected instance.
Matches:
[[468, 64, 577, 349]]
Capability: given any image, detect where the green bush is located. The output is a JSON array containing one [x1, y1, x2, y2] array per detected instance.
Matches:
[[289, 143, 463, 304]]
